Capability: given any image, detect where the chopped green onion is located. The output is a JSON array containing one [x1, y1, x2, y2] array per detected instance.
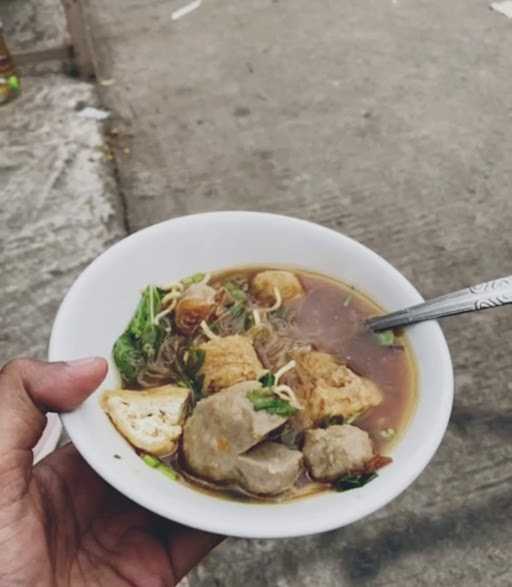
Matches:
[[157, 462, 179, 480], [259, 372, 276, 388], [142, 454, 160, 468], [343, 294, 352, 307], [182, 272, 205, 287], [141, 454, 179, 480], [375, 330, 395, 346], [247, 388, 297, 417], [224, 281, 247, 303]]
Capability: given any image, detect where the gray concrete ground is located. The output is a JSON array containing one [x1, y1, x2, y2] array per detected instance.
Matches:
[[3, 0, 512, 585], [0, 0, 126, 363], [2, 0, 67, 53]]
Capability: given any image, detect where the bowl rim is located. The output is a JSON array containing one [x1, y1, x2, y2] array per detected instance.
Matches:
[[33, 413, 62, 464], [50, 211, 454, 538]]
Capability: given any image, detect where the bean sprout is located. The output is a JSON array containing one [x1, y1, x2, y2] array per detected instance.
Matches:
[[258, 287, 282, 313], [160, 281, 184, 293], [274, 360, 296, 385], [200, 320, 219, 341], [153, 299, 177, 326], [274, 384, 303, 410], [161, 289, 183, 307]]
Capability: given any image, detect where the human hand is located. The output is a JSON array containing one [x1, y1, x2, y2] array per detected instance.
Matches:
[[0, 358, 222, 586]]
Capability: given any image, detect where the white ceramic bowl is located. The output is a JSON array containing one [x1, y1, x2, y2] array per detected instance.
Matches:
[[33, 414, 62, 464], [49, 212, 453, 539]]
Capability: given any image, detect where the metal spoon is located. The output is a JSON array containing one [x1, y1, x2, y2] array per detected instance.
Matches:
[[366, 275, 512, 332]]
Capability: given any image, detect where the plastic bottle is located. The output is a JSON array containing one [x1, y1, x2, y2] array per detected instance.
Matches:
[[0, 20, 21, 105]]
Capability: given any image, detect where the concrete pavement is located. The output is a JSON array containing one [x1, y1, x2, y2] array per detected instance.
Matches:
[[0, 0, 126, 363]]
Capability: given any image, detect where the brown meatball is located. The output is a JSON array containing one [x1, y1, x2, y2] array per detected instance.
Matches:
[[303, 425, 373, 481], [182, 381, 286, 484], [235, 442, 303, 495], [251, 270, 304, 305], [199, 335, 265, 394], [175, 283, 216, 336]]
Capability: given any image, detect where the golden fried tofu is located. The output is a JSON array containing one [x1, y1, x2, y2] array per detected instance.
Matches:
[[101, 385, 191, 456], [309, 378, 381, 424], [294, 351, 341, 385], [294, 351, 382, 425], [199, 335, 265, 394], [175, 283, 216, 335], [251, 270, 304, 305]]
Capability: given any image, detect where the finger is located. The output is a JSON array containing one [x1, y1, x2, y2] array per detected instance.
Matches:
[[167, 525, 224, 582], [0, 357, 107, 454]]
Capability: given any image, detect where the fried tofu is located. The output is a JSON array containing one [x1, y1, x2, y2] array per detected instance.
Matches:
[[295, 351, 341, 385], [294, 351, 382, 425], [199, 335, 265, 394], [251, 270, 304, 304], [101, 385, 191, 456]]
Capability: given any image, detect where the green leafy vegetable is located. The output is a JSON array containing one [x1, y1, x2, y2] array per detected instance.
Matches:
[[176, 348, 205, 400], [334, 472, 377, 492], [247, 388, 298, 417], [186, 348, 205, 375], [224, 281, 247, 303], [374, 330, 395, 346], [113, 285, 165, 385], [229, 303, 246, 319], [113, 332, 145, 385], [182, 272, 205, 287], [222, 282, 252, 333], [129, 286, 164, 359], [259, 372, 276, 388], [141, 454, 179, 480]]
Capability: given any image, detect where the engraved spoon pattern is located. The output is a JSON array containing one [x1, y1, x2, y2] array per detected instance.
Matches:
[[366, 276, 512, 332]]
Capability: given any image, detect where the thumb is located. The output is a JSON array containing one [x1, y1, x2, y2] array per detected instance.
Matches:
[[0, 357, 107, 455]]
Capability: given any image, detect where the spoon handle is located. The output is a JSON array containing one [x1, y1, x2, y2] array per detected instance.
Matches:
[[366, 275, 512, 332]]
